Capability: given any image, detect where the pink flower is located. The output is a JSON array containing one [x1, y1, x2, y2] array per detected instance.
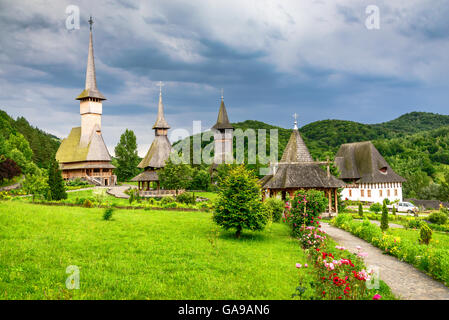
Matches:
[[358, 252, 368, 258], [356, 246, 362, 251], [296, 263, 302, 268], [304, 264, 308, 268], [373, 294, 382, 300]]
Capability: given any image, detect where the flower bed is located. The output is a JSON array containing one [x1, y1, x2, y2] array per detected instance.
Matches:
[[292, 221, 394, 300], [331, 214, 449, 286]]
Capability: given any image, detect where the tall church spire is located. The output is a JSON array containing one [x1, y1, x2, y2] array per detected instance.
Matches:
[[152, 81, 170, 130], [76, 16, 106, 101], [212, 90, 233, 130]]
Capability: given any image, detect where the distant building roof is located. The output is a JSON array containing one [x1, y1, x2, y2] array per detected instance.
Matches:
[[138, 135, 172, 169], [212, 99, 233, 130], [335, 141, 406, 183], [56, 127, 112, 163]]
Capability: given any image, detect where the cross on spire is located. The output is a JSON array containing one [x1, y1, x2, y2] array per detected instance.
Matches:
[[158, 81, 164, 96], [293, 113, 298, 129], [88, 16, 94, 31]]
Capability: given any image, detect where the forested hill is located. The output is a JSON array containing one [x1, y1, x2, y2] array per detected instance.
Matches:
[[0, 110, 60, 168]]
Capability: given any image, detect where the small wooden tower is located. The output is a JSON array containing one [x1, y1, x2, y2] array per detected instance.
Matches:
[[212, 90, 234, 165], [131, 84, 172, 192], [55, 17, 116, 186]]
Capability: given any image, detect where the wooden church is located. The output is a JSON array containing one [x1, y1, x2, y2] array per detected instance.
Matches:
[[56, 18, 116, 186], [260, 116, 345, 213]]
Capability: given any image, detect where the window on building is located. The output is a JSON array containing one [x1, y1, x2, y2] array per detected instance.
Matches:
[[379, 190, 382, 197], [361, 190, 365, 197], [368, 190, 371, 197], [349, 189, 352, 197], [387, 190, 390, 197], [394, 189, 398, 196]]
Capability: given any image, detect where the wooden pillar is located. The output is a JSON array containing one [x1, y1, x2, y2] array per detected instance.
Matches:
[[328, 189, 332, 213], [334, 188, 338, 214]]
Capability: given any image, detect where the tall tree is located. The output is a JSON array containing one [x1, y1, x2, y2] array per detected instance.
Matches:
[[158, 159, 193, 194], [47, 159, 67, 200], [114, 129, 141, 182]]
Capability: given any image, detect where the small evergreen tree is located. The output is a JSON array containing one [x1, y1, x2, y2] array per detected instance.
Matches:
[[47, 159, 67, 200], [213, 165, 268, 238], [358, 202, 363, 218], [392, 205, 397, 216], [380, 201, 389, 231], [419, 223, 432, 245]]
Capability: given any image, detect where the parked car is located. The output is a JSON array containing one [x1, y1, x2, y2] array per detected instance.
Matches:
[[388, 202, 418, 214]]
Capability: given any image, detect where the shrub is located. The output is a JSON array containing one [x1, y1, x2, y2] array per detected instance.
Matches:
[[380, 202, 389, 231], [162, 202, 177, 209], [428, 211, 448, 225], [407, 219, 422, 229], [264, 198, 285, 223], [284, 189, 328, 237], [161, 196, 176, 204], [213, 165, 268, 238], [103, 208, 114, 221], [419, 223, 432, 245], [392, 206, 396, 216], [83, 199, 93, 208], [176, 192, 196, 205], [358, 203, 363, 218], [369, 203, 382, 214]]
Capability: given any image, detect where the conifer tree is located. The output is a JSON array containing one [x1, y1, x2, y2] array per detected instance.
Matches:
[[47, 158, 67, 200], [380, 200, 389, 231], [358, 202, 363, 218]]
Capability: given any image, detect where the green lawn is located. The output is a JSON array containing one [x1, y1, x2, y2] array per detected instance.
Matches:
[[0, 201, 308, 300]]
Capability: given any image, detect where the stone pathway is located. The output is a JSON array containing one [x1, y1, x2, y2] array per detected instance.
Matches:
[[106, 185, 134, 199], [321, 222, 449, 300]]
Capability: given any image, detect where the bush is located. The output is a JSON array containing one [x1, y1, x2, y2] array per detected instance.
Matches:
[[369, 203, 382, 214], [83, 199, 93, 208], [264, 198, 285, 223], [176, 192, 196, 205], [213, 165, 268, 238], [358, 203, 363, 217], [407, 219, 422, 229], [392, 206, 396, 216], [103, 208, 114, 220], [161, 196, 176, 204], [284, 189, 328, 237], [380, 202, 389, 231], [428, 211, 448, 225], [419, 223, 432, 245], [162, 202, 177, 209]]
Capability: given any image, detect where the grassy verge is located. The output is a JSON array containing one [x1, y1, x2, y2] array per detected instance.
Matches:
[[0, 201, 308, 300]]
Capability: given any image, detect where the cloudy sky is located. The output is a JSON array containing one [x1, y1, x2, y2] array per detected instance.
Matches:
[[1, 0, 449, 156]]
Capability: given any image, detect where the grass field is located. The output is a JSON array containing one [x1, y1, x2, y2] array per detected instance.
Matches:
[[0, 201, 309, 300]]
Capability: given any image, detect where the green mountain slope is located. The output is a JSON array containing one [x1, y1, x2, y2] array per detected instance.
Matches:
[[0, 110, 60, 168]]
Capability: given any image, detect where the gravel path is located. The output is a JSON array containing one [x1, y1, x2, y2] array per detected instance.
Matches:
[[321, 222, 449, 300], [106, 185, 133, 199]]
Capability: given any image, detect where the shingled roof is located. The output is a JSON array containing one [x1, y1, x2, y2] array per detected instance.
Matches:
[[138, 134, 172, 169], [260, 126, 344, 189], [260, 163, 345, 189], [212, 99, 233, 130], [55, 127, 112, 163], [76, 27, 106, 101], [131, 170, 159, 182], [335, 141, 406, 183], [280, 129, 314, 163]]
